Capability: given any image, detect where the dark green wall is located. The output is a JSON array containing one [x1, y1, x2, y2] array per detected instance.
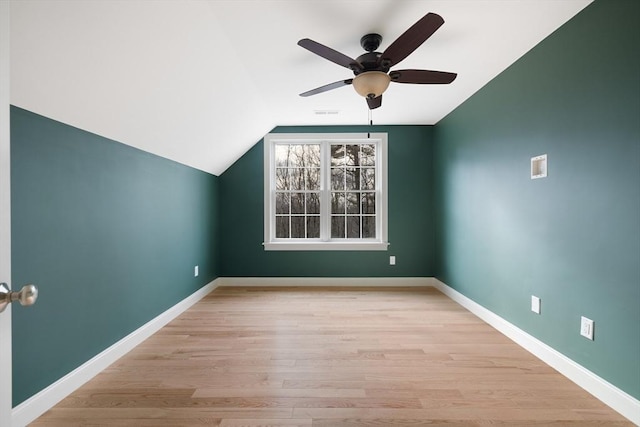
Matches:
[[11, 107, 220, 406], [219, 125, 435, 277], [434, 0, 639, 399]]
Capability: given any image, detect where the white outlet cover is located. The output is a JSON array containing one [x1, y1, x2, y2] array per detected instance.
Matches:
[[389, 256, 396, 265], [531, 296, 541, 314], [194, 265, 199, 277], [580, 316, 594, 340]]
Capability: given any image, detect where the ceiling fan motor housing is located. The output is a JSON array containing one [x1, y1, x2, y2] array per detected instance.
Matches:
[[353, 34, 392, 75]]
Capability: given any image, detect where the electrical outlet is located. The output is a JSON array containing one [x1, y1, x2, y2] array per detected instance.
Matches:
[[389, 256, 396, 266], [580, 316, 594, 340], [531, 296, 541, 314], [194, 265, 199, 277]]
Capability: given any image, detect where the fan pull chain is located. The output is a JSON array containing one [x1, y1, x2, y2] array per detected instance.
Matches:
[[367, 108, 373, 138]]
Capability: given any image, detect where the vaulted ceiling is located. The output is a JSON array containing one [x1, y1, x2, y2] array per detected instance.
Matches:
[[10, 0, 592, 175]]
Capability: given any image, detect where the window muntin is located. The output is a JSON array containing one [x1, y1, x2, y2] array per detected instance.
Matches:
[[264, 133, 388, 251]]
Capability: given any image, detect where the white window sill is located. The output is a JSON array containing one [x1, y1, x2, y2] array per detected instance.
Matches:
[[263, 241, 390, 251]]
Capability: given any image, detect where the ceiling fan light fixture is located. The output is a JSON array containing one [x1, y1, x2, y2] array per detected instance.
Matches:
[[352, 71, 391, 98]]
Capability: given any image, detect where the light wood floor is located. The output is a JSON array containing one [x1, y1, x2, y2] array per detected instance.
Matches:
[[32, 286, 632, 426]]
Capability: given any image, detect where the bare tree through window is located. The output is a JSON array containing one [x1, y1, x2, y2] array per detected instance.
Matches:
[[331, 144, 376, 238], [275, 144, 320, 238]]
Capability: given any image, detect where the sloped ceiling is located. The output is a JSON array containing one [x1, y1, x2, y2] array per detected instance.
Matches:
[[10, 0, 592, 176]]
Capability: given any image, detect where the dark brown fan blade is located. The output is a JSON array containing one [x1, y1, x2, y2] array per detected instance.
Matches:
[[390, 69, 457, 84], [380, 13, 444, 68], [299, 79, 353, 97], [298, 39, 363, 72], [367, 95, 382, 110]]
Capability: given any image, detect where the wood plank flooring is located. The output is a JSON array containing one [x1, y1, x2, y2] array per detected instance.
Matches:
[[31, 286, 632, 426]]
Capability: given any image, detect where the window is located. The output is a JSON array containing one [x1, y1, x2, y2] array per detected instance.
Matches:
[[264, 133, 388, 251]]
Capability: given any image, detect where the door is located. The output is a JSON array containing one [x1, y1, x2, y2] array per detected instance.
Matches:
[[1, 2, 12, 426]]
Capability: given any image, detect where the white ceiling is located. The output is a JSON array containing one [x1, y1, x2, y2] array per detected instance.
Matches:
[[10, 0, 592, 176]]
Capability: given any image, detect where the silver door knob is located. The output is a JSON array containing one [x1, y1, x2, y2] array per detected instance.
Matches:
[[0, 282, 38, 313]]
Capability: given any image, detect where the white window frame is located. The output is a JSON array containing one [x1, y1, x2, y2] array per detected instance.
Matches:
[[264, 132, 388, 251]]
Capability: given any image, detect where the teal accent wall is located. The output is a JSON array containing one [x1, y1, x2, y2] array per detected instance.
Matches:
[[434, 0, 639, 399], [11, 107, 220, 406], [219, 125, 435, 277]]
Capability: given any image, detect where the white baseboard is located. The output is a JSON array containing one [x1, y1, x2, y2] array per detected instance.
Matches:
[[432, 278, 640, 425], [12, 279, 220, 427], [217, 277, 434, 287]]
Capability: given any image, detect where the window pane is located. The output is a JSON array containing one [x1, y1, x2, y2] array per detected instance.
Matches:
[[276, 216, 289, 238], [345, 144, 360, 166], [306, 193, 320, 214], [287, 145, 305, 168], [291, 216, 305, 238], [307, 216, 320, 238], [363, 216, 376, 238], [275, 168, 288, 190], [361, 144, 375, 166], [347, 216, 360, 238], [306, 168, 320, 190], [275, 145, 291, 167], [346, 168, 359, 190], [304, 144, 321, 168], [362, 192, 375, 214], [331, 192, 345, 214], [291, 193, 304, 214], [290, 168, 304, 190], [331, 168, 344, 190], [276, 193, 289, 214], [346, 192, 360, 214], [331, 144, 345, 166], [331, 216, 345, 238], [361, 168, 375, 190]]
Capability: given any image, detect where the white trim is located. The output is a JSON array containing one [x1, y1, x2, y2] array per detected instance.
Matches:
[[432, 278, 640, 425], [0, 1, 12, 425], [263, 241, 389, 251], [264, 133, 388, 250], [217, 277, 434, 287], [12, 279, 220, 427]]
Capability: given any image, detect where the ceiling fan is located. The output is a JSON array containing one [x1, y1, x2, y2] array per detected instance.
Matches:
[[298, 12, 457, 110]]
